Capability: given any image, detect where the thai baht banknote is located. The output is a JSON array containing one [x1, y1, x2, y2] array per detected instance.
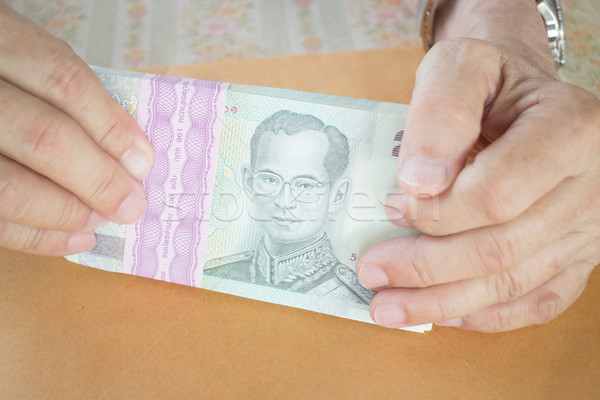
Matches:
[[66, 66, 431, 333]]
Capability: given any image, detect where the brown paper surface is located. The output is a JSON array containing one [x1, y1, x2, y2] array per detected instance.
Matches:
[[1, 47, 599, 400]]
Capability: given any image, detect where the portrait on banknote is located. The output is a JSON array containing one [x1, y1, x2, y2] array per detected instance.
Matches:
[[205, 110, 373, 304]]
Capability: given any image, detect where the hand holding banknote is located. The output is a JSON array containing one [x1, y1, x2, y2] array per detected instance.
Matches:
[[358, 1, 600, 332], [0, 2, 152, 255]]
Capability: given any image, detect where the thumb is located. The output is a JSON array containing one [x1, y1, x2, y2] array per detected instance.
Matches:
[[398, 39, 502, 197]]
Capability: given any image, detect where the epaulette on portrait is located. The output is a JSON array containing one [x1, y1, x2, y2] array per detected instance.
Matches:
[[334, 264, 376, 304], [205, 250, 254, 269]]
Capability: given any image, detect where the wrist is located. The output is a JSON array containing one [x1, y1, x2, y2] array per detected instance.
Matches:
[[433, 0, 557, 77]]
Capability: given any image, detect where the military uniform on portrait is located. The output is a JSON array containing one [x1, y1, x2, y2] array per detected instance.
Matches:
[[205, 234, 375, 304]]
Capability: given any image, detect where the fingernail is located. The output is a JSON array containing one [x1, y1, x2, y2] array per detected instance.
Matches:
[[374, 303, 406, 327], [121, 148, 153, 180], [435, 317, 463, 327], [399, 156, 448, 189], [67, 232, 96, 253], [84, 211, 109, 231], [117, 193, 146, 223], [358, 264, 389, 289]]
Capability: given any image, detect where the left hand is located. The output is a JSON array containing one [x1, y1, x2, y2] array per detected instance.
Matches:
[[357, 38, 600, 332]]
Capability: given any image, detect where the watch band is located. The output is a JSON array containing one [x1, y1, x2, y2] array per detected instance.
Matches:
[[417, 0, 566, 67], [536, 0, 567, 67], [417, 0, 439, 52]]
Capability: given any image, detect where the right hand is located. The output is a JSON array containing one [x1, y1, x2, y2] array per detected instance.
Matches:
[[0, 2, 153, 256]]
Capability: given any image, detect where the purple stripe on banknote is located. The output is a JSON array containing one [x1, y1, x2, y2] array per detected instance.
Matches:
[[169, 79, 227, 286], [123, 74, 228, 287]]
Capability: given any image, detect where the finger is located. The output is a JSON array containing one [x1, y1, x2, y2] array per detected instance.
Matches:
[[437, 263, 595, 332], [0, 79, 146, 224], [0, 4, 153, 179], [367, 231, 590, 329], [397, 38, 504, 197], [0, 220, 96, 256], [397, 43, 600, 236], [358, 175, 581, 289], [389, 91, 594, 237], [0, 154, 107, 231]]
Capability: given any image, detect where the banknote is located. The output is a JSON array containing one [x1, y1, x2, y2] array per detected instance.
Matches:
[[66, 66, 431, 333]]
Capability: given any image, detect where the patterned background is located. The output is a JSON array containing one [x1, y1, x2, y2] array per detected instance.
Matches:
[[6, 0, 600, 96]]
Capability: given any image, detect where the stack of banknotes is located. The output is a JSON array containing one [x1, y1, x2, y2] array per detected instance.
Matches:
[[67, 67, 431, 333]]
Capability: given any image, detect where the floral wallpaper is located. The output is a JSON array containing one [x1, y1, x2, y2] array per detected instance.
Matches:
[[560, 1, 600, 96], [348, 0, 418, 49], [7, 0, 599, 97], [122, 1, 149, 69], [180, 0, 265, 63], [294, 0, 323, 54]]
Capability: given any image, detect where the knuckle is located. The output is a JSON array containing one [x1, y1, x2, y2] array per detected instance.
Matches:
[[490, 269, 527, 303], [23, 110, 67, 162], [96, 119, 124, 149], [519, 85, 599, 172], [477, 175, 514, 224], [410, 92, 478, 136], [0, 220, 67, 256], [54, 196, 84, 231], [418, 196, 443, 234], [95, 117, 137, 156], [435, 297, 451, 322], [532, 290, 563, 325], [87, 169, 123, 211], [24, 226, 48, 254], [406, 240, 436, 287], [543, 253, 564, 277], [475, 230, 515, 274], [433, 281, 470, 322], [0, 171, 27, 220], [44, 56, 90, 107], [484, 311, 509, 333], [477, 306, 515, 333]]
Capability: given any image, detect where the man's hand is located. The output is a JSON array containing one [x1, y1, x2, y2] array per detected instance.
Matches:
[[0, 2, 153, 256], [357, 34, 600, 331]]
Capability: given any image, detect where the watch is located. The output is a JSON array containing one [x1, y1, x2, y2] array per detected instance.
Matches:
[[536, 0, 566, 67], [417, 0, 566, 68], [417, 0, 439, 53]]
